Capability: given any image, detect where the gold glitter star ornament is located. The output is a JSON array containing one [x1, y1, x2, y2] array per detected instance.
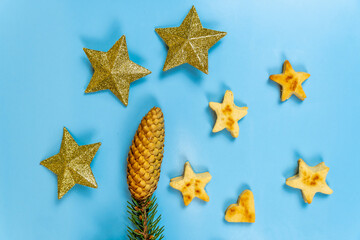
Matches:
[[40, 128, 101, 199], [170, 161, 212, 206], [286, 159, 333, 204], [84, 35, 151, 106], [209, 90, 248, 138], [156, 6, 226, 74]]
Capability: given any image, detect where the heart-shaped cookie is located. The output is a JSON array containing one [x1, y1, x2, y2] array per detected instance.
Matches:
[[225, 189, 255, 223]]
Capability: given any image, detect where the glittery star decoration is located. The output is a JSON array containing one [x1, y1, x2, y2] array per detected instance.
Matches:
[[155, 6, 226, 74], [170, 161, 212, 206], [269, 60, 310, 101], [286, 159, 333, 204], [84, 35, 151, 106], [40, 128, 101, 199], [209, 90, 248, 138]]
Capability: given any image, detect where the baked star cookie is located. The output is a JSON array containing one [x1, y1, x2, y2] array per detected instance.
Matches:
[[209, 90, 248, 138], [286, 159, 333, 204], [225, 190, 255, 223], [269, 60, 310, 101], [170, 161, 211, 206]]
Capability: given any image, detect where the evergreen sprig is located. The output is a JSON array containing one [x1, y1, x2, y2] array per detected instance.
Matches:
[[127, 196, 164, 240]]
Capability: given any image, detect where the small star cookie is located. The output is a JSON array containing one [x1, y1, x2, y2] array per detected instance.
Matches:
[[170, 161, 211, 206], [225, 189, 255, 223], [209, 90, 248, 138], [269, 60, 310, 101], [286, 159, 333, 204]]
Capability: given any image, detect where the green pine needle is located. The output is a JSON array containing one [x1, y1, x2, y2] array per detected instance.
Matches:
[[127, 196, 165, 240]]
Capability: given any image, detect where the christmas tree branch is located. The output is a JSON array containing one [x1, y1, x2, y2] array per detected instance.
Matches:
[[127, 196, 164, 240]]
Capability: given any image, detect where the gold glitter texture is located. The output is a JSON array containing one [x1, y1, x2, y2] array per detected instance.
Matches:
[[40, 128, 101, 199], [84, 35, 151, 106], [156, 6, 226, 74]]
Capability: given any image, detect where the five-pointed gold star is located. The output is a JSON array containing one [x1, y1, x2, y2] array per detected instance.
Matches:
[[84, 35, 151, 106], [269, 60, 311, 101], [155, 6, 226, 74], [40, 128, 101, 199], [209, 90, 248, 138], [286, 159, 333, 204], [170, 161, 212, 206]]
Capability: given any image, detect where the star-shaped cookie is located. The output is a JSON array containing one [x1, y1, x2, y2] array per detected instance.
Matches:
[[155, 6, 226, 74], [286, 159, 333, 204], [225, 190, 255, 223], [40, 128, 101, 199], [170, 161, 212, 206], [209, 90, 248, 138], [269, 60, 310, 101], [84, 35, 151, 106]]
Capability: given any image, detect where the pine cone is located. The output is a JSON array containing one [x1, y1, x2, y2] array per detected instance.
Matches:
[[127, 107, 165, 202]]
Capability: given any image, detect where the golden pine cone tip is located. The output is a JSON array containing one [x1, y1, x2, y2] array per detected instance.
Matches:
[[127, 107, 165, 202]]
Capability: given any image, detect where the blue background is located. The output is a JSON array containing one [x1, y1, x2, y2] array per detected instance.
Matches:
[[0, 0, 359, 239]]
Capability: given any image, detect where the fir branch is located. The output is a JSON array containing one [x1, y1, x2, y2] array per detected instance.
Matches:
[[127, 196, 164, 240]]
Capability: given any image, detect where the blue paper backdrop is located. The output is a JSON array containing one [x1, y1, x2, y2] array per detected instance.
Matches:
[[0, 0, 359, 239]]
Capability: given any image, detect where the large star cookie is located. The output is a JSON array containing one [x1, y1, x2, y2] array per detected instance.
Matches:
[[84, 35, 151, 106], [40, 128, 101, 199], [225, 189, 255, 223], [170, 161, 211, 206], [286, 159, 333, 204], [269, 60, 310, 101], [155, 6, 226, 74], [209, 90, 248, 138]]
